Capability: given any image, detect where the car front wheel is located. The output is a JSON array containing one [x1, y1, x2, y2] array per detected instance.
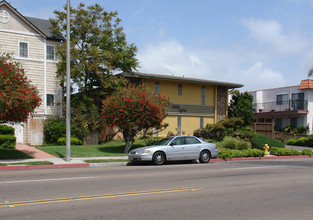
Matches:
[[152, 152, 166, 165], [199, 150, 210, 163]]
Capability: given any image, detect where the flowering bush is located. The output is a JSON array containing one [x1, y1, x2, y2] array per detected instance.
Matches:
[[0, 54, 41, 122], [102, 85, 170, 152]]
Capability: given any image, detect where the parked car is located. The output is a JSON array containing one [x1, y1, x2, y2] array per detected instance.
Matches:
[[128, 136, 218, 165]]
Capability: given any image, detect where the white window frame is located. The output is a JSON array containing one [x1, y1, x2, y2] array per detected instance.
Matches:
[[46, 94, 55, 106], [18, 41, 29, 58], [46, 45, 55, 60]]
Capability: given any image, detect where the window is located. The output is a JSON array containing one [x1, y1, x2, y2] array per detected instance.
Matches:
[[47, 94, 54, 106], [276, 94, 288, 105], [178, 84, 182, 96], [185, 137, 201, 144], [275, 118, 283, 130], [201, 86, 205, 106], [200, 117, 204, 128], [292, 93, 304, 110], [171, 137, 184, 145], [46, 45, 55, 60], [155, 82, 160, 94], [19, 42, 28, 58]]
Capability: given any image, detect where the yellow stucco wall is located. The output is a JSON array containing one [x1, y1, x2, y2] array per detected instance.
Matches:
[[158, 116, 215, 137], [143, 79, 215, 106], [141, 78, 221, 137]]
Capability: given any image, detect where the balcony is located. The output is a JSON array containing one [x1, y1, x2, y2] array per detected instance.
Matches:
[[253, 100, 308, 117]]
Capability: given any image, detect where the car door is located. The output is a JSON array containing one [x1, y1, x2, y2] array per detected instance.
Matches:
[[167, 137, 185, 160], [183, 137, 202, 159]]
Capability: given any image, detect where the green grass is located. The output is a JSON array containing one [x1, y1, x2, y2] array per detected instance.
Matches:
[[38, 138, 148, 158], [84, 159, 129, 163], [0, 148, 33, 160], [0, 161, 53, 166]]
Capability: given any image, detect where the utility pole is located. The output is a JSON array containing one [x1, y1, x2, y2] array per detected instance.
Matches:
[[65, 0, 71, 162]]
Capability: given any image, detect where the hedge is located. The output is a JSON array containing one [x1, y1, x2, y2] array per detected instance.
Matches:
[[251, 135, 285, 150], [0, 125, 15, 135], [270, 147, 300, 156], [57, 137, 83, 146], [0, 134, 16, 149], [218, 148, 264, 160]]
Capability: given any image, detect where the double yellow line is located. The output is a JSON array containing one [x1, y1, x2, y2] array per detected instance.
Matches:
[[0, 187, 199, 207]]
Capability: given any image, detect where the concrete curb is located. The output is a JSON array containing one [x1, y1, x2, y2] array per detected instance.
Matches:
[[0, 163, 89, 171], [0, 155, 312, 171]]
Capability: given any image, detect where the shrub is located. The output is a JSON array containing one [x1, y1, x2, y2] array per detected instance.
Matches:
[[44, 117, 66, 144], [302, 149, 313, 156], [44, 116, 82, 144], [306, 137, 313, 147], [219, 118, 245, 134], [193, 128, 209, 139], [250, 135, 285, 150], [193, 118, 245, 141], [286, 138, 297, 145], [217, 148, 264, 160], [295, 137, 307, 146], [144, 137, 162, 146], [231, 129, 256, 140], [0, 125, 15, 135], [295, 126, 309, 134], [217, 148, 234, 160], [0, 134, 16, 149], [270, 147, 300, 156], [222, 136, 251, 150], [167, 131, 175, 137], [57, 137, 82, 146]]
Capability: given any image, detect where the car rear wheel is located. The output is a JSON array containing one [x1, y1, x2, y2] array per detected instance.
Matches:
[[199, 150, 210, 163], [152, 152, 166, 165]]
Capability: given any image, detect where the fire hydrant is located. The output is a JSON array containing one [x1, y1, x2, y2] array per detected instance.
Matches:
[[264, 144, 270, 156]]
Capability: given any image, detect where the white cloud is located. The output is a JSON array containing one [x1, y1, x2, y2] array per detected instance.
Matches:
[[242, 62, 286, 90], [243, 18, 308, 55], [137, 39, 286, 91]]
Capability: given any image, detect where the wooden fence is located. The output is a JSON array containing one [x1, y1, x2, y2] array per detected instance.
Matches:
[[250, 122, 308, 140]]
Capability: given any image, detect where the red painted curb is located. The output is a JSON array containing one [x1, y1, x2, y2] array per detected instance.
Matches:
[[0, 163, 90, 171], [211, 155, 311, 162]]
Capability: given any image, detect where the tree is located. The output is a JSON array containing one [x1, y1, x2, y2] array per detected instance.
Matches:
[[228, 90, 253, 126], [50, 3, 139, 96], [0, 54, 41, 122], [102, 85, 170, 153], [50, 3, 139, 138], [308, 67, 313, 78]]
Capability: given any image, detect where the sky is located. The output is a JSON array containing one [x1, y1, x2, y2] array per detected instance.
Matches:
[[6, 0, 313, 91]]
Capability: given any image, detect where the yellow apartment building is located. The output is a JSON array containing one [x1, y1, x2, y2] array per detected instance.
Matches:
[[119, 72, 243, 137]]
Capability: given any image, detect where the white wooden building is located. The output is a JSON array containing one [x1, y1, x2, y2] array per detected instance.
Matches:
[[0, 0, 62, 145]]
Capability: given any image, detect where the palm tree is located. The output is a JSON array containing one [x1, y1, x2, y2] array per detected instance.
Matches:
[[308, 67, 313, 77]]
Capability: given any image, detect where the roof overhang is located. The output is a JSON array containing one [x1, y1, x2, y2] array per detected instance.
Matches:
[[118, 72, 243, 89]]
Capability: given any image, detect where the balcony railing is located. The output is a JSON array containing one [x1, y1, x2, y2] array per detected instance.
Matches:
[[253, 100, 308, 113]]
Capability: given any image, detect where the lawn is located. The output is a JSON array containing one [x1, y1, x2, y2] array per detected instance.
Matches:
[[0, 148, 33, 160], [38, 137, 157, 158]]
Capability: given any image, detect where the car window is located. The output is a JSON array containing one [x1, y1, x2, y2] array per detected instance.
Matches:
[[170, 137, 184, 145], [185, 137, 201, 144], [156, 137, 173, 145]]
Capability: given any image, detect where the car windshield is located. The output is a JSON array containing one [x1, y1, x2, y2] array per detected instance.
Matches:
[[155, 137, 174, 146]]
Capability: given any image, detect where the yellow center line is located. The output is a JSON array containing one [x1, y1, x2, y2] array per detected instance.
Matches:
[[0, 187, 199, 207]]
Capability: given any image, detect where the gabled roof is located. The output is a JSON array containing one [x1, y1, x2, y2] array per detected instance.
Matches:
[[299, 79, 313, 90], [0, 0, 63, 41], [119, 72, 243, 89]]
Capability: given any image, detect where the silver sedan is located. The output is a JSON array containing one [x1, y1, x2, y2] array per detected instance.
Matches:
[[128, 136, 218, 165]]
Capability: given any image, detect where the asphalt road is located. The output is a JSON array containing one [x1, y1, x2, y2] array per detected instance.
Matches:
[[1, 158, 313, 220]]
